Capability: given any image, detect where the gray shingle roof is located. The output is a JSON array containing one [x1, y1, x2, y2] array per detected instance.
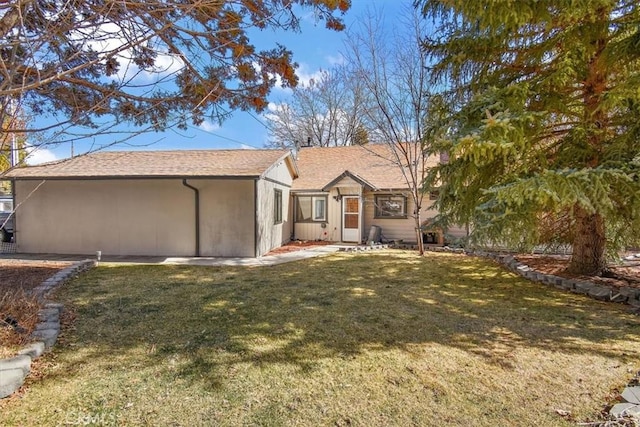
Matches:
[[5, 149, 293, 179], [292, 144, 438, 191]]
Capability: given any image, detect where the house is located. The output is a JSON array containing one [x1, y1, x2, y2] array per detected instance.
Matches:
[[4, 150, 297, 257], [5, 145, 464, 257], [291, 144, 462, 245]]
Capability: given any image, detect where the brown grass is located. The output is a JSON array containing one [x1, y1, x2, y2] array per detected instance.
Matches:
[[1, 250, 639, 426], [0, 261, 71, 358], [0, 289, 41, 358], [0, 261, 72, 294]]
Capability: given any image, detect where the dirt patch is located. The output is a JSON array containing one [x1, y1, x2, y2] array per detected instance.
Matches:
[[0, 260, 72, 294], [515, 254, 640, 290], [266, 240, 333, 255]]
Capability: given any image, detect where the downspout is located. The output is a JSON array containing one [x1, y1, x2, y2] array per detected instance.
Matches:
[[253, 179, 258, 258], [10, 178, 15, 243], [182, 179, 200, 257]]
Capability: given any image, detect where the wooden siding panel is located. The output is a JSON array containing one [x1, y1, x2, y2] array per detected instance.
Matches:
[[256, 174, 292, 257], [363, 192, 443, 243]]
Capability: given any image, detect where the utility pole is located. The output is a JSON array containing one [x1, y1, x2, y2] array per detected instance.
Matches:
[[9, 98, 18, 168]]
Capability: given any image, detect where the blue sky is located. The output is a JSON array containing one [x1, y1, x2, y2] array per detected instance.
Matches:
[[28, 0, 408, 164]]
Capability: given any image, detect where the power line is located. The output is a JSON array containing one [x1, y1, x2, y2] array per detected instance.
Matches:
[[185, 122, 263, 149]]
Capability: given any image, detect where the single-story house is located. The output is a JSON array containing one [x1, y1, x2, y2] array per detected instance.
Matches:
[[4, 150, 297, 257], [5, 144, 464, 257], [291, 144, 464, 245]]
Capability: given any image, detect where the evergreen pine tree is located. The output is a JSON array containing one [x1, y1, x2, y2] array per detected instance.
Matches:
[[419, 1, 640, 274]]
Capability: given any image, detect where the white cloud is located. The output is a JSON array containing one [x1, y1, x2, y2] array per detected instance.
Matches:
[[325, 53, 345, 66], [25, 147, 58, 165], [239, 144, 256, 150], [267, 102, 289, 113], [138, 52, 184, 81], [294, 64, 325, 88], [77, 22, 184, 83], [198, 120, 220, 133], [263, 102, 291, 124], [270, 63, 325, 93]]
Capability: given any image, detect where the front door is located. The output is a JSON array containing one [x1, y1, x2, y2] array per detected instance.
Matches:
[[342, 196, 360, 242]]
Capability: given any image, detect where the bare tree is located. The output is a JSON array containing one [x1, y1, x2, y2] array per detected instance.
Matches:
[[344, 5, 433, 255], [265, 66, 368, 148], [0, 0, 350, 159]]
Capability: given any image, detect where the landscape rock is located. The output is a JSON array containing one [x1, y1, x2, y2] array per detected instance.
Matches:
[[0, 355, 31, 375], [37, 308, 60, 322], [573, 281, 595, 294], [553, 281, 569, 291], [628, 299, 640, 309], [610, 402, 640, 418], [588, 286, 612, 301], [44, 302, 64, 312], [34, 321, 60, 331], [620, 287, 640, 301], [31, 328, 60, 349], [0, 368, 28, 398], [622, 386, 640, 405], [17, 342, 46, 359], [610, 292, 628, 303]]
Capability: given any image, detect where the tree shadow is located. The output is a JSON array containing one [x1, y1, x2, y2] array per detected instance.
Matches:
[[50, 252, 640, 392]]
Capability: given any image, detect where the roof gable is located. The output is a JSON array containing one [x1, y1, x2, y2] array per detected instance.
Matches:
[[321, 170, 377, 191], [5, 149, 293, 180]]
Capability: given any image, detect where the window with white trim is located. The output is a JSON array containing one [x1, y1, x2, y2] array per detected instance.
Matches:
[[274, 189, 283, 224], [295, 195, 327, 222], [374, 194, 407, 218]]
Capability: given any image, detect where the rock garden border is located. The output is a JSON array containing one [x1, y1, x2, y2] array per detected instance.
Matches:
[[420, 246, 640, 310], [0, 259, 95, 399]]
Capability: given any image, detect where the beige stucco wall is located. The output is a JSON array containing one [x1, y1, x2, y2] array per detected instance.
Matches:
[[197, 179, 256, 257], [255, 159, 294, 257], [14, 178, 258, 257]]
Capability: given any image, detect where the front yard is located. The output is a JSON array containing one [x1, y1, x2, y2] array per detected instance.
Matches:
[[2, 250, 639, 426]]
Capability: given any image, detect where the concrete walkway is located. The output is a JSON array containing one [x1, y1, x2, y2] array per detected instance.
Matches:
[[0, 245, 345, 266]]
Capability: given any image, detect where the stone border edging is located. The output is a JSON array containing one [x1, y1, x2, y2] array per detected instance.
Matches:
[[0, 259, 96, 399], [423, 246, 640, 309]]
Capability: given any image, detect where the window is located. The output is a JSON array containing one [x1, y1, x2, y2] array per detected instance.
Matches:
[[375, 195, 407, 218], [295, 195, 327, 222], [429, 190, 440, 200], [274, 189, 283, 224]]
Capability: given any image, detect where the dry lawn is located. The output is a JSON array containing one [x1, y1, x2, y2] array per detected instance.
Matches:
[[1, 250, 639, 426]]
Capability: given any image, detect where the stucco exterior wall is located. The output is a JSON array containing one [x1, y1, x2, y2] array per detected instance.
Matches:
[[197, 179, 256, 257], [14, 178, 259, 257], [15, 179, 195, 256]]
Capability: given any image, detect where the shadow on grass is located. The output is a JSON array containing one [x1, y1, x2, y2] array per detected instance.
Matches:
[[52, 251, 640, 391]]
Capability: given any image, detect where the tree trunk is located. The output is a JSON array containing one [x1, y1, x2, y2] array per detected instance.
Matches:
[[567, 204, 606, 275], [415, 213, 424, 256]]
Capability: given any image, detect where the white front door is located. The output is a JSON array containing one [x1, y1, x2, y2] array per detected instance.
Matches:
[[342, 196, 360, 242]]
